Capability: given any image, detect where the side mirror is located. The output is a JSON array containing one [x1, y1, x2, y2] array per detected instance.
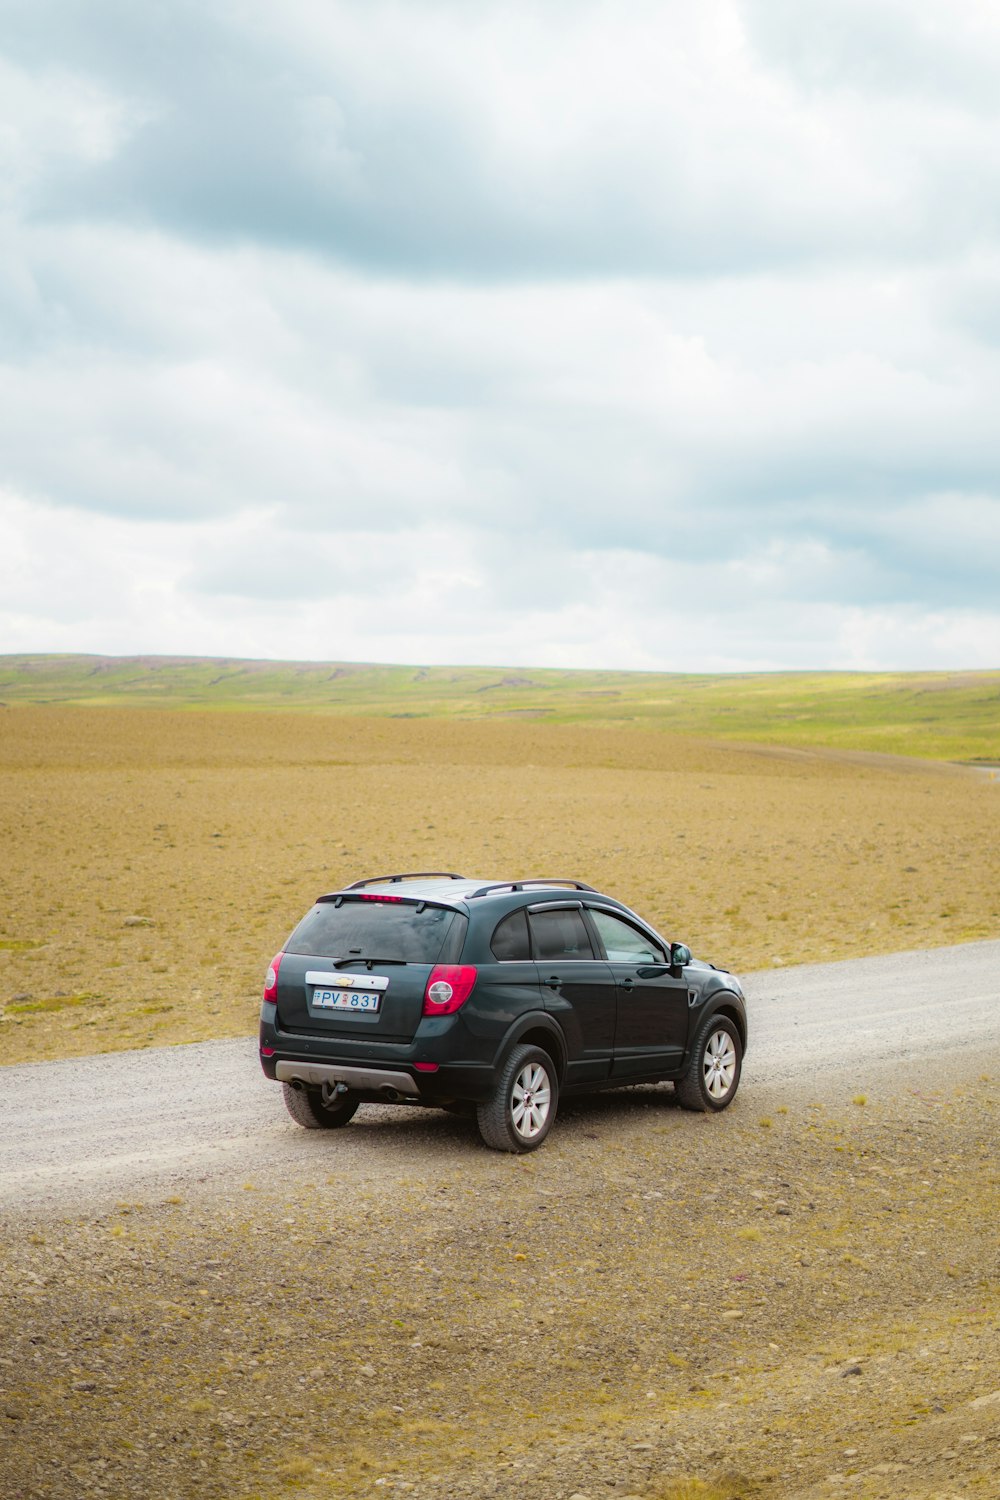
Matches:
[[669, 942, 692, 976]]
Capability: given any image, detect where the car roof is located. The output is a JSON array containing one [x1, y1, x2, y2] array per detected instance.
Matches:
[[322, 873, 600, 908]]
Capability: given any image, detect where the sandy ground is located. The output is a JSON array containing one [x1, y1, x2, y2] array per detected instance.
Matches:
[[1, 948, 997, 1500], [2, 706, 997, 1499], [2, 1064, 996, 1500], [2, 706, 999, 1066]]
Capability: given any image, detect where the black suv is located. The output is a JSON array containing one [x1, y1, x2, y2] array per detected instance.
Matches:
[[259, 873, 747, 1153]]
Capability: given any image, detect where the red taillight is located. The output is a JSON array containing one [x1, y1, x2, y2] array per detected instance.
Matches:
[[356, 893, 406, 903], [422, 964, 477, 1016], [263, 951, 284, 1004]]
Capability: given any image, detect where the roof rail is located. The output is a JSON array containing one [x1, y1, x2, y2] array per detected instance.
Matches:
[[345, 871, 466, 890], [468, 878, 597, 899]]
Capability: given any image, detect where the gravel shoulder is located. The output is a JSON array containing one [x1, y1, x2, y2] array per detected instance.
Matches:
[[1, 944, 998, 1500]]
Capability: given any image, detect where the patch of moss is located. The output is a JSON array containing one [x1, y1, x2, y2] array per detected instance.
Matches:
[[6, 992, 103, 1015]]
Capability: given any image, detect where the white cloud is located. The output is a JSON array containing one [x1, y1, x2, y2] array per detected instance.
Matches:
[[1, 2, 999, 670], [2, 487, 996, 671], [0, 54, 140, 215], [3, 0, 983, 273]]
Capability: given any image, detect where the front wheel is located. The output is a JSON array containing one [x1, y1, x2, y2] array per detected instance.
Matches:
[[282, 1082, 360, 1130], [675, 1014, 742, 1112], [477, 1044, 559, 1153]]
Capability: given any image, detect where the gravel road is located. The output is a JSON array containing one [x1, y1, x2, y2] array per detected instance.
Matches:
[[3, 937, 998, 1215], [3, 939, 998, 1500]]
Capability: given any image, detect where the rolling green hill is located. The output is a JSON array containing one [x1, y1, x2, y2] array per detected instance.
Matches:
[[1, 653, 998, 762]]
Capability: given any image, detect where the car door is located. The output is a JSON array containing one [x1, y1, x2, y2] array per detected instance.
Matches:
[[586, 907, 689, 1079], [528, 902, 615, 1084]]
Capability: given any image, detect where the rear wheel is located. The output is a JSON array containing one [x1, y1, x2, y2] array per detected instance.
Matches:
[[675, 1014, 742, 1112], [477, 1044, 558, 1153], [281, 1082, 360, 1130]]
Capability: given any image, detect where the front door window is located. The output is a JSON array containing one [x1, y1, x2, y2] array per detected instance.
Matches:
[[589, 910, 665, 964]]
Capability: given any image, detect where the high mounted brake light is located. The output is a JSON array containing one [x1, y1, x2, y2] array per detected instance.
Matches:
[[263, 951, 284, 1004], [422, 964, 477, 1016]]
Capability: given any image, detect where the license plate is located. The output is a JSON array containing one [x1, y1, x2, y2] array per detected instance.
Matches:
[[312, 988, 382, 1012], [305, 970, 389, 1016]]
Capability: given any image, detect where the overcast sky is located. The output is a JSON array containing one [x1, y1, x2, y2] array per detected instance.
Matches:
[[2, 0, 999, 671]]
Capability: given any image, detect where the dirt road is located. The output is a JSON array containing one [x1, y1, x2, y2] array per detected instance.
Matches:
[[3, 939, 998, 1215], [2, 942, 998, 1500]]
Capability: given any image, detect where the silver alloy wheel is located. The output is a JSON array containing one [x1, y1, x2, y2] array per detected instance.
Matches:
[[703, 1028, 737, 1100], [511, 1060, 552, 1140]]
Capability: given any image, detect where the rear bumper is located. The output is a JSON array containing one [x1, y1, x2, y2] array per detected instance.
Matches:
[[259, 1001, 502, 1102], [275, 1059, 420, 1097], [258, 999, 574, 1105], [260, 1045, 496, 1103]]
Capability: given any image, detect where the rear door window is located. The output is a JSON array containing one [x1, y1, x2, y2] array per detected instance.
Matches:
[[528, 907, 596, 961], [287, 900, 466, 963]]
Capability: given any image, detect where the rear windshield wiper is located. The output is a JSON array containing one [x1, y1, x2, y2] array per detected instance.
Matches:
[[329, 956, 409, 967]]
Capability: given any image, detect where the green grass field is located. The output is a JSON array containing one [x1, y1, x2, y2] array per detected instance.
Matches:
[[2, 654, 998, 761]]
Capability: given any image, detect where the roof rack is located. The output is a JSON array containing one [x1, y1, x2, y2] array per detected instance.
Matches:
[[345, 872, 466, 890], [468, 879, 597, 899]]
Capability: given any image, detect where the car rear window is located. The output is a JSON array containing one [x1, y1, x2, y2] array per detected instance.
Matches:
[[287, 899, 467, 964], [491, 909, 531, 961]]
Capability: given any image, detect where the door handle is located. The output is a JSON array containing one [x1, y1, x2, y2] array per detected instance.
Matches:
[[621, 978, 635, 990], [546, 976, 562, 989]]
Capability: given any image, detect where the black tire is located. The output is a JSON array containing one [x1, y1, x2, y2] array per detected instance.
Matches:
[[281, 1082, 360, 1130], [476, 1044, 559, 1153], [674, 1014, 742, 1112]]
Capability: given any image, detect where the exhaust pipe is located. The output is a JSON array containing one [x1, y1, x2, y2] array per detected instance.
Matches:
[[381, 1086, 402, 1102]]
